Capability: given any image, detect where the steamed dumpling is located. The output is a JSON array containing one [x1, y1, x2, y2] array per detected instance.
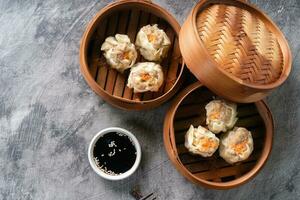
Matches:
[[184, 125, 219, 157], [135, 24, 171, 62], [101, 34, 137, 73], [127, 62, 164, 93], [219, 127, 254, 164], [205, 99, 238, 134]]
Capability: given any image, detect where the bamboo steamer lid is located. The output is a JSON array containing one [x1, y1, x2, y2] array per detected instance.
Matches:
[[179, 0, 292, 103]]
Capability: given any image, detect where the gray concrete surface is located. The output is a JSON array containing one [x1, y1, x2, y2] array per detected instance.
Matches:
[[0, 0, 299, 199]]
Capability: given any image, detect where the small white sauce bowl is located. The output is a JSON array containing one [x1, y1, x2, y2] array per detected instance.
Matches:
[[88, 127, 142, 180]]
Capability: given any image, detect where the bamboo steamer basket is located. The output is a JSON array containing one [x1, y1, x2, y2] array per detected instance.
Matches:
[[80, 0, 184, 110], [179, 0, 292, 103], [163, 82, 274, 189]]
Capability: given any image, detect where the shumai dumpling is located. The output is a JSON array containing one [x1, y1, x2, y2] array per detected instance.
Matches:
[[127, 62, 164, 93], [135, 24, 171, 62], [101, 34, 137, 73], [205, 99, 238, 134], [184, 125, 219, 157], [219, 127, 254, 164]]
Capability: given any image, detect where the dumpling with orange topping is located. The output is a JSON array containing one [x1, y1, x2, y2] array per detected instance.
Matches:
[[127, 62, 164, 93], [135, 24, 171, 62], [219, 127, 254, 164], [101, 34, 137, 73], [184, 125, 219, 157], [205, 99, 238, 134]]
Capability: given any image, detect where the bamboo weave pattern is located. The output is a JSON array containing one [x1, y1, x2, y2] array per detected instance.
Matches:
[[196, 4, 284, 84]]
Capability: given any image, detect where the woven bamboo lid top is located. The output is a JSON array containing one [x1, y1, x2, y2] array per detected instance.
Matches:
[[196, 3, 284, 85]]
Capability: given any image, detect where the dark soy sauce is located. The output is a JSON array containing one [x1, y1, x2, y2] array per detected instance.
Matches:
[[93, 132, 137, 175]]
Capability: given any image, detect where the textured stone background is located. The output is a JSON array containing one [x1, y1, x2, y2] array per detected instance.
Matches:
[[0, 0, 299, 199]]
